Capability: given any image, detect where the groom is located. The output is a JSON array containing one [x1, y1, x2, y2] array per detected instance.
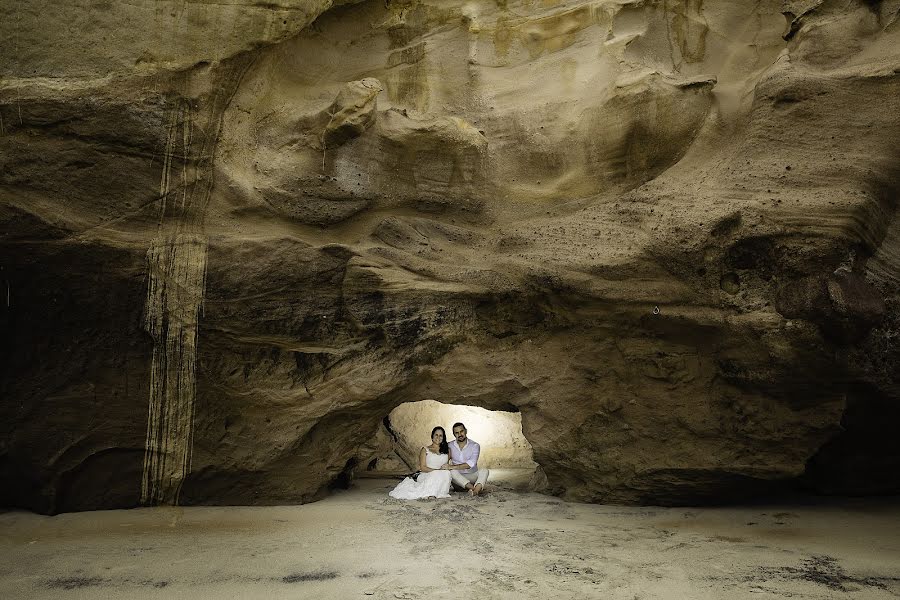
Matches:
[[446, 422, 489, 496]]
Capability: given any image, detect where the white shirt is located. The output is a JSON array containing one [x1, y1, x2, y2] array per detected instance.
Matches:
[[449, 439, 480, 474]]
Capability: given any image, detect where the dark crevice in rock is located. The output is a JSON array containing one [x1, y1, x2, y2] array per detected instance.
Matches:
[[801, 383, 900, 496]]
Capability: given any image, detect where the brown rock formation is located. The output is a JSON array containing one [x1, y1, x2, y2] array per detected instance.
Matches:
[[1, 0, 899, 513]]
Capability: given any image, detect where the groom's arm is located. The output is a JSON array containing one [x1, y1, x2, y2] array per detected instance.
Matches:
[[447, 454, 471, 470], [449, 444, 479, 470], [467, 443, 480, 470]]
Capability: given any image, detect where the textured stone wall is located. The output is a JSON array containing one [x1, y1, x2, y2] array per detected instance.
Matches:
[[1, 0, 899, 513]]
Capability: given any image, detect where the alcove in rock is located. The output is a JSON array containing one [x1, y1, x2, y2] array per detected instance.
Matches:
[[363, 400, 538, 490]]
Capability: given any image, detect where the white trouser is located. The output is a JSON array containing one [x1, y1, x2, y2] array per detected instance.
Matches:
[[451, 468, 489, 490]]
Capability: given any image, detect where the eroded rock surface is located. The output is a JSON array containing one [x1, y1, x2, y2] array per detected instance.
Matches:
[[1, 0, 899, 513]]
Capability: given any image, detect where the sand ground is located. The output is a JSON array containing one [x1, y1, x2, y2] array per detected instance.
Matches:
[[1, 470, 899, 600]]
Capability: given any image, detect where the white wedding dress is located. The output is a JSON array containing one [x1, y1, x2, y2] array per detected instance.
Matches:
[[388, 448, 452, 499]]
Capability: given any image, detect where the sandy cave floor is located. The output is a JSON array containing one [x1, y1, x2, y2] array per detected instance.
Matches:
[[1, 470, 899, 600]]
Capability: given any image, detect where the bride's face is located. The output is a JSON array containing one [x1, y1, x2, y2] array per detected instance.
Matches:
[[432, 430, 444, 444]]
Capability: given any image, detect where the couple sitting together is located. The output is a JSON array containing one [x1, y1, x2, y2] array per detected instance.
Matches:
[[389, 422, 490, 500]]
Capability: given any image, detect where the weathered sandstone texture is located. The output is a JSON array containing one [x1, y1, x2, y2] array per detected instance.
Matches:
[[1, 0, 899, 513]]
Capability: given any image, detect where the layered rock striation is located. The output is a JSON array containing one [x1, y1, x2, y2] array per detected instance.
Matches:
[[1, 0, 899, 513]]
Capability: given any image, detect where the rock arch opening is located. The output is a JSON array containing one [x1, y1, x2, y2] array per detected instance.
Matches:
[[362, 400, 538, 488]]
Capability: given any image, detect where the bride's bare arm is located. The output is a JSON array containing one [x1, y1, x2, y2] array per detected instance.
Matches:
[[418, 447, 434, 472]]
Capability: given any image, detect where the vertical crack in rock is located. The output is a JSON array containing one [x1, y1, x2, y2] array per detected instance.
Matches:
[[140, 56, 253, 505], [141, 232, 208, 505], [141, 99, 207, 506]]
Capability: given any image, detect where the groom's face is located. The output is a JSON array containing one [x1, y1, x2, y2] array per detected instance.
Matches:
[[453, 426, 467, 443]]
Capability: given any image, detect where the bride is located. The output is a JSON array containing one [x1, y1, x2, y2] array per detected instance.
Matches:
[[389, 426, 452, 500]]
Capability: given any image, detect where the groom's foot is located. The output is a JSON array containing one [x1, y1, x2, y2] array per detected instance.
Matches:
[[473, 483, 483, 496]]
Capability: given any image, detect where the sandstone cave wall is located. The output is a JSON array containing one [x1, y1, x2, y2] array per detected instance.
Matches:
[[1, 0, 899, 513]]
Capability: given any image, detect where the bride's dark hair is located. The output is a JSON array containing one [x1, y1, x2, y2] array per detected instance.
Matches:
[[431, 426, 449, 455]]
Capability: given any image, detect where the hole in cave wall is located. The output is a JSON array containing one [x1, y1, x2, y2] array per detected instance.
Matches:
[[363, 400, 538, 480], [329, 457, 358, 490], [801, 383, 900, 496]]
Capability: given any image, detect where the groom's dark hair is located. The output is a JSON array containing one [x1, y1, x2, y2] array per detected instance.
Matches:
[[452, 422, 466, 431]]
